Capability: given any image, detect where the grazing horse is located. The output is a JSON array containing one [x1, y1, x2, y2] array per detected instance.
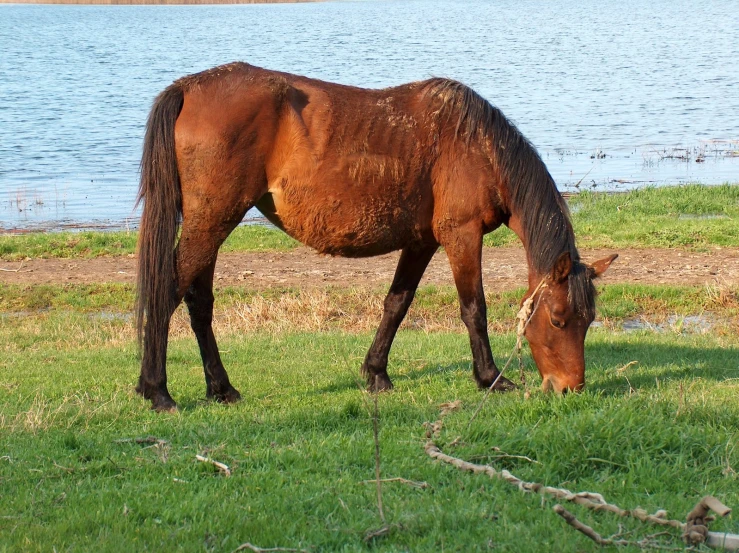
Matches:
[[135, 62, 617, 412]]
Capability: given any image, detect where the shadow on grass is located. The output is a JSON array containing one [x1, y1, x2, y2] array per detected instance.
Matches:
[[385, 340, 738, 397], [585, 340, 739, 395]]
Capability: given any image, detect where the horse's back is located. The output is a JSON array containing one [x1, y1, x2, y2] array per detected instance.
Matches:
[[174, 63, 441, 256]]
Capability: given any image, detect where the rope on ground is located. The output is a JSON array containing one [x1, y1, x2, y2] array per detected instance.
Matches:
[[424, 437, 738, 549]]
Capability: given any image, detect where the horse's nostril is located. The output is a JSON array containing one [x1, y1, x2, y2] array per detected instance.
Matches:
[[560, 387, 568, 396]]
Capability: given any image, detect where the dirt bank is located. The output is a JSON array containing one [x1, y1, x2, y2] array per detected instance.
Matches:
[[2, 246, 738, 290]]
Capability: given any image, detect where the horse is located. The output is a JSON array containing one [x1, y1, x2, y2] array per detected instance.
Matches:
[[135, 62, 617, 412]]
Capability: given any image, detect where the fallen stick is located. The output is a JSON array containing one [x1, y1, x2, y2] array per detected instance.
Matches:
[[553, 504, 630, 547], [232, 543, 309, 553], [0, 260, 25, 273], [359, 477, 429, 489], [115, 436, 168, 446], [195, 454, 231, 476], [553, 505, 685, 551], [425, 440, 679, 528], [425, 439, 738, 549]]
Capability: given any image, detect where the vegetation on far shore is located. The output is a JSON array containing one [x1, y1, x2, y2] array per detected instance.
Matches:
[[2, 184, 738, 260]]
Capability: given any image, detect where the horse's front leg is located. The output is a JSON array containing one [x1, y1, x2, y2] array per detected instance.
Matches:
[[442, 225, 516, 391], [362, 245, 437, 391]]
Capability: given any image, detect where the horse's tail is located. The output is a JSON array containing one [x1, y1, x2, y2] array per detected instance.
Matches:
[[135, 84, 185, 350]]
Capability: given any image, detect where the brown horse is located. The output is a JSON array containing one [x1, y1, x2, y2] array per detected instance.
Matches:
[[135, 62, 617, 412]]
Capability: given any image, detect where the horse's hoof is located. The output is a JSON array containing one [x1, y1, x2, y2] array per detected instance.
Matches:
[[151, 396, 178, 413], [136, 383, 177, 411], [208, 386, 242, 404], [478, 374, 517, 392], [367, 374, 394, 393]]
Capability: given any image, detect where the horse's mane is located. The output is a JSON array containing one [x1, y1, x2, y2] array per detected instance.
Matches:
[[421, 78, 595, 318]]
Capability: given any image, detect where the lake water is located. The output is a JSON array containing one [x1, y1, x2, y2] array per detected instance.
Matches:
[[1, 0, 738, 231]]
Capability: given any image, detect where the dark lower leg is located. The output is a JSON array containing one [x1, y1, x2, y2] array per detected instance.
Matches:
[[446, 229, 515, 392], [362, 246, 437, 391], [184, 263, 240, 403], [458, 291, 515, 390]]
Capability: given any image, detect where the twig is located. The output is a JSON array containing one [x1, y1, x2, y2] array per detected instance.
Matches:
[[425, 440, 683, 529], [0, 260, 25, 272], [616, 361, 638, 373], [340, 354, 394, 542], [115, 436, 168, 446], [427, 438, 737, 549], [553, 505, 685, 550], [359, 477, 429, 489], [469, 447, 540, 465], [195, 454, 231, 477], [572, 164, 595, 189], [364, 523, 401, 543], [553, 504, 629, 546], [232, 543, 309, 553]]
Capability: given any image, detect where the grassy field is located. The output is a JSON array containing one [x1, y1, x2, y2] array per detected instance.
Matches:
[[1, 183, 738, 551], [2, 184, 739, 260], [1, 281, 738, 552]]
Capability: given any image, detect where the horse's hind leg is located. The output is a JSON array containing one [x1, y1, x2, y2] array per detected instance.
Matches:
[[184, 260, 241, 403], [441, 224, 515, 391], [137, 214, 248, 411], [362, 245, 437, 391], [137, 238, 223, 411]]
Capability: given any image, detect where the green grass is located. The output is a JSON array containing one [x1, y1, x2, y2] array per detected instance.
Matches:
[[1, 329, 737, 552], [0, 224, 299, 261], [1, 283, 738, 552], [2, 184, 738, 260], [569, 183, 739, 250]]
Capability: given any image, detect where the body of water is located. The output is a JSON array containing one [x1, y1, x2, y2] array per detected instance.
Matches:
[[1, 0, 738, 231]]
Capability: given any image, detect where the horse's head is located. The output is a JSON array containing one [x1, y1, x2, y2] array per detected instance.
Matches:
[[522, 252, 617, 393]]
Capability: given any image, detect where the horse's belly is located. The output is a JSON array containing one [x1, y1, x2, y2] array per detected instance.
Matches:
[[257, 185, 423, 258]]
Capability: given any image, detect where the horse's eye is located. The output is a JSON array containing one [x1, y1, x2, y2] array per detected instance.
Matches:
[[550, 318, 565, 329]]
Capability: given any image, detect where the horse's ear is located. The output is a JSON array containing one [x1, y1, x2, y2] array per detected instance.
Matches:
[[551, 252, 572, 283], [589, 253, 618, 279]]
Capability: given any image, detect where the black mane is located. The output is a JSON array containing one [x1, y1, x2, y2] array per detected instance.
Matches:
[[422, 78, 595, 318]]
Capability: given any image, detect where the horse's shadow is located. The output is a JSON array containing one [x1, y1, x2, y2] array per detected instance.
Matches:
[[587, 340, 738, 395], [314, 339, 737, 397]]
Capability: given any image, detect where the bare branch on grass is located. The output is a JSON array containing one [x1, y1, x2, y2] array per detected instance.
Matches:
[[359, 477, 429, 489], [114, 436, 168, 446], [469, 446, 540, 465], [616, 361, 639, 373], [195, 454, 231, 477], [371, 380, 386, 525], [232, 543, 310, 553], [425, 439, 683, 529], [553, 505, 686, 550], [426, 431, 738, 550]]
